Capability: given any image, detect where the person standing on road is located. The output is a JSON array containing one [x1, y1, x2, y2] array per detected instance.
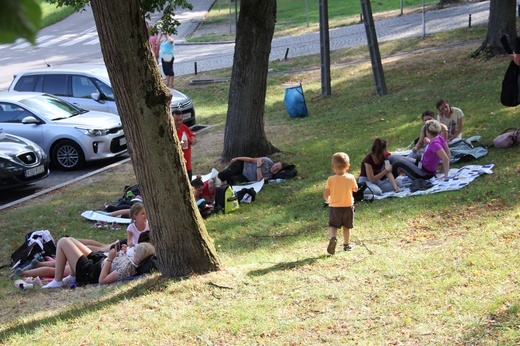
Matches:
[[174, 110, 197, 180], [159, 33, 175, 88], [149, 26, 160, 66]]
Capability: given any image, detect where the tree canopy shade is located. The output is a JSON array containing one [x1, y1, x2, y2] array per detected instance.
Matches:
[[0, 0, 41, 44], [473, 0, 517, 57]]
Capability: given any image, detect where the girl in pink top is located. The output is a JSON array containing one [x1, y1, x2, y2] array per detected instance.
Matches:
[[126, 202, 149, 248]]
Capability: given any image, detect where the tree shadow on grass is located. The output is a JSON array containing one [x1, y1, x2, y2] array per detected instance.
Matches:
[[0, 274, 171, 343], [459, 301, 520, 344], [247, 255, 329, 277]]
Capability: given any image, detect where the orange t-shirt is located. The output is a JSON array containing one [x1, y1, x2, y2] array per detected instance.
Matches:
[[325, 173, 358, 207]]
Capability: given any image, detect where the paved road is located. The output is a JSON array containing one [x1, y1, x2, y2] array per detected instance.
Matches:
[[0, 1, 489, 89]]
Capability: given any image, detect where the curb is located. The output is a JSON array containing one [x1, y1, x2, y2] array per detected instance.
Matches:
[[0, 158, 131, 212]]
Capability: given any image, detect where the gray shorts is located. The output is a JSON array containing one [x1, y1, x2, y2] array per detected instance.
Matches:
[[328, 206, 355, 229]]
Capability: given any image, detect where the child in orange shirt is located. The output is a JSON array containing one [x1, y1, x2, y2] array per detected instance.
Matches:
[[323, 152, 358, 255]]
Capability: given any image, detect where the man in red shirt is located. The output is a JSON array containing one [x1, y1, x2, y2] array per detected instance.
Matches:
[[173, 110, 197, 180]]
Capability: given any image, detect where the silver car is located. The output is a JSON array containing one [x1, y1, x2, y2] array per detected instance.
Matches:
[[8, 63, 196, 127], [0, 131, 50, 189], [0, 92, 127, 170]]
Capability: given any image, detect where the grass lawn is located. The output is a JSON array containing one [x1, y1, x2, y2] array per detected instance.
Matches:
[[1, 16, 520, 346]]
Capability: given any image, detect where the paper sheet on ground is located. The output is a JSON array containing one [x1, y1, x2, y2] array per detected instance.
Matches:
[[373, 164, 494, 200], [231, 179, 265, 194], [81, 210, 132, 224], [193, 168, 219, 182]]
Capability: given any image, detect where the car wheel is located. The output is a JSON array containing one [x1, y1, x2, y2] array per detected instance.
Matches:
[[52, 140, 85, 171]]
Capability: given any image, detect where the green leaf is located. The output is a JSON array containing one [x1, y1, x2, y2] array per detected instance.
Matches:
[[0, 0, 42, 44]]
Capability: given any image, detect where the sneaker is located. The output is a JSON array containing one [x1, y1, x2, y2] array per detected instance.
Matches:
[[327, 237, 337, 255], [41, 279, 64, 289], [343, 243, 354, 251]]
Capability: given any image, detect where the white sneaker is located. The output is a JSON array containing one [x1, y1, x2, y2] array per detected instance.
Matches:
[[41, 279, 64, 289], [62, 275, 76, 284]]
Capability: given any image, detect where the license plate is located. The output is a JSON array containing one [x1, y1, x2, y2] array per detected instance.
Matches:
[[119, 137, 127, 146], [183, 112, 191, 120], [25, 165, 45, 178]]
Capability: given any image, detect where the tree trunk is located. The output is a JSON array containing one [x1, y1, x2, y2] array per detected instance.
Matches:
[[473, 0, 517, 57], [89, 0, 221, 277], [221, 0, 279, 161]]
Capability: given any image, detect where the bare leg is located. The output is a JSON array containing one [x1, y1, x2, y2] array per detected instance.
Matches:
[[342, 227, 351, 245], [20, 266, 71, 278], [78, 239, 113, 252], [54, 237, 92, 281]]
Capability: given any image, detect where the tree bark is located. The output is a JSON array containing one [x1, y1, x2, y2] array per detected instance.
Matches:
[[473, 0, 517, 57], [221, 0, 279, 161], [89, 0, 221, 277]]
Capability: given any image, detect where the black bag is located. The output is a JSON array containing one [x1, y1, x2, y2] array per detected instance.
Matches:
[[11, 230, 56, 269], [500, 34, 520, 107], [136, 254, 160, 275], [272, 164, 297, 180], [353, 181, 374, 203], [235, 187, 256, 204]]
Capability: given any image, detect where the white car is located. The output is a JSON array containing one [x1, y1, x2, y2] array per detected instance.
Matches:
[[0, 92, 127, 170], [8, 63, 197, 126]]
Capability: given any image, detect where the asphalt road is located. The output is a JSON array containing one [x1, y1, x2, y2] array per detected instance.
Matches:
[[0, 155, 130, 210]]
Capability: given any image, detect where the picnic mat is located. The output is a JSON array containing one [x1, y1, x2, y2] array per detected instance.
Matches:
[[374, 163, 494, 200], [81, 210, 132, 224]]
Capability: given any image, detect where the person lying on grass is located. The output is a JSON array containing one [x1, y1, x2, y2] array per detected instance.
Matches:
[[42, 237, 155, 289]]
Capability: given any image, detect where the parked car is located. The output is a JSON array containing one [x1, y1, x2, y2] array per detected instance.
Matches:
[[8, 63, 197, 127], [0, 131, 50, 189], [0, 92, 127, 171]]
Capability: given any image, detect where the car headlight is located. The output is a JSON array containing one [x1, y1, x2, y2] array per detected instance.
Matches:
[[0, 158, 14, 169], [76, 127, 109, 136]]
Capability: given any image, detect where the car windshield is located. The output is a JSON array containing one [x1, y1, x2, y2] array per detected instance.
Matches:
[[19, 94, 84, 120]]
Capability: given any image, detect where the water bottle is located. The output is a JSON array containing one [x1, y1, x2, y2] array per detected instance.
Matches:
[[268, 178, 285, 184], [181, 132, 188, 150]]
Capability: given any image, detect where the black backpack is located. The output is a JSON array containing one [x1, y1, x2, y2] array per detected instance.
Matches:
[[353, 182, 374, 203], [235, 187, 256, 204], [11, 230, 56, 269], [136, 254, 160, 275], [214, 186, 240, 213]]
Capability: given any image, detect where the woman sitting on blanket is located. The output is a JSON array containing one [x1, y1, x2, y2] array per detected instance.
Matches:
[[359, 138, 402, 195], [217, 157, 284, 185], [42, 237, 155, 288], [192, 175, 216, 203], [389, 120, 451, 180]]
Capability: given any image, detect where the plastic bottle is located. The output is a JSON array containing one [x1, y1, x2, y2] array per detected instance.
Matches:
[[181, 132, 188, 150], [268, 178, 285, 184]]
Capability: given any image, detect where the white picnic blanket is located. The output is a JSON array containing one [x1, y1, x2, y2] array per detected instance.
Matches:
[[81, 210, 132, 224], [373, 164, 494, 200]]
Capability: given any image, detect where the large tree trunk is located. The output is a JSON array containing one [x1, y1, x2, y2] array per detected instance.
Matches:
[[221, 0, 279, 161], [473, 0, 517, 57], [89, 0, 221, 277]]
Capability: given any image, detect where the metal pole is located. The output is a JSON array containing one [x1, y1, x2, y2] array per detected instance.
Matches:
[[235, 0, 238, 33], [306, 0, 310, 27], [400, 0, 403, 15], [360, 0, 387, 96], [229, 0, 232, 34], [422, 0, 426, 38], [318, 0, 331, 95]]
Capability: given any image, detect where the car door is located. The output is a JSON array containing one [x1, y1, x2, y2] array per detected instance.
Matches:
[[0, 102, 46, 151], [70, 75, 112, 113]]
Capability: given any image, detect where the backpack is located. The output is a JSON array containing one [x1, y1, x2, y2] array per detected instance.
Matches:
[[136, 254, 160, 275], [500, 34, 520, 107], [214, 186, 240, 214], [353, 181, 374, 203], [11, 230, 56, 269], [114, 184, 141, 207], [272, 164, 297, 180], [235, 187, 256, 204], [493, 128, 520, 148]]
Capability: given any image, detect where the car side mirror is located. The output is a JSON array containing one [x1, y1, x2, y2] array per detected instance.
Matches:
[[21, 116, 39, 124], [91, 92, 102, 102]]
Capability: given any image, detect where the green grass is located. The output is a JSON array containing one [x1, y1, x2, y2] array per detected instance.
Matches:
[[1, 18, 520, 346], [37, 0, 75, 27]]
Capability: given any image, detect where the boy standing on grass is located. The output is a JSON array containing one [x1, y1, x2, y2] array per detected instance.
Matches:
[[324, 152, 358, 255]]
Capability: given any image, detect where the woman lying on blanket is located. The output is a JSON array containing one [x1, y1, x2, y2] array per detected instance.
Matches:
[[42, 237, 155, 288], [389, 120, 451, 181], [359, 138, 402, 195], [218, 157, 286, 185]]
